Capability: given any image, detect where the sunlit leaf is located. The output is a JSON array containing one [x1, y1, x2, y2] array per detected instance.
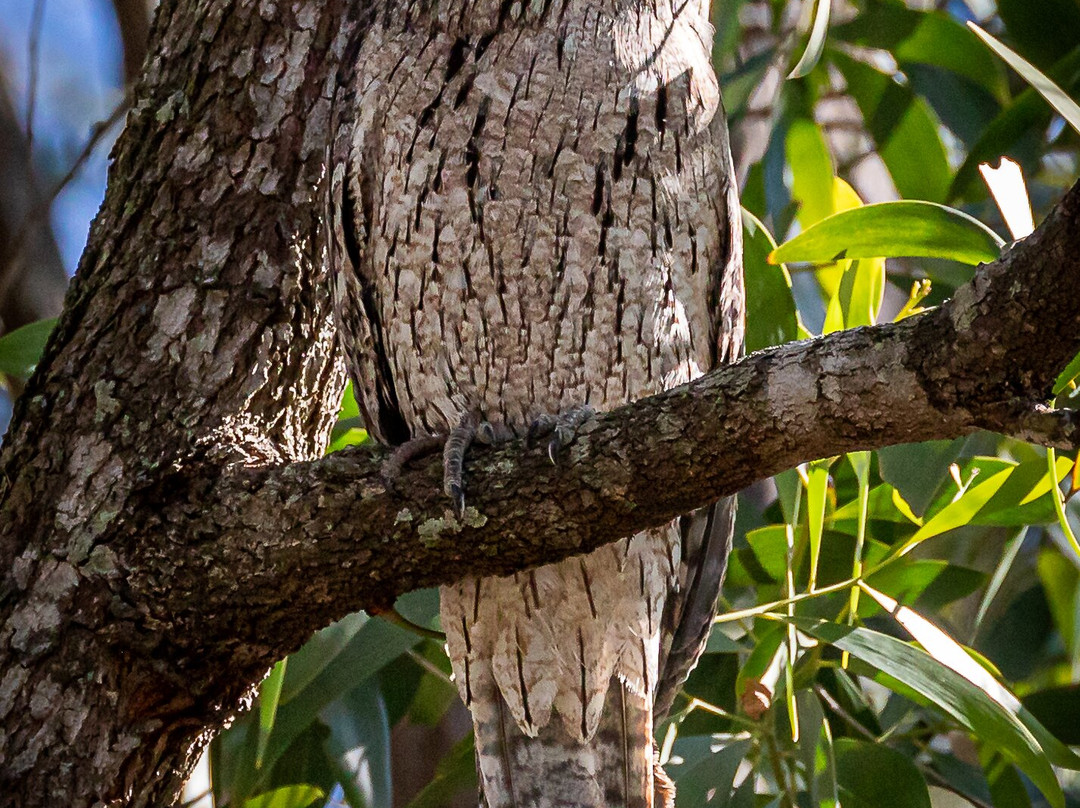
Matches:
[[1053, 350, 1080, 395], [241, 785, 324, 808], [326, 427, 369, 454], [893, 466, 1013, 557], [968, 23, 1080, 136], [788, 618, 1070, 808], [787, 118, 836, 228], [806, 460, 831, 591], [863, 584, 1080, 774], [979, 158, 1035, 241], [770, 202, 1004, 266], [788, 0, 832, 79]]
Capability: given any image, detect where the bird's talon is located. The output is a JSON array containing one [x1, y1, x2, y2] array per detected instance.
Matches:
[[450, 483, 466, 518], [526, 414, 557, 448], [548, 438, 560, 465]]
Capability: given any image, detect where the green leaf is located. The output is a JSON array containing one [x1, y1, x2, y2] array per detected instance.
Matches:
[[0, 318, 57, 379], [971, 454, 1073, 527], [401, 734, 478, 808], [1036, 549, 1078, 661], [836, 258, 885, 329], [679, 653, 738, 735], [258, 660, 288, 769], [806, 460, 831, 591], [770, 202, 1003, 266], [279, 613, 370, 706], [878, 440, 964, 518], [893, 465, 1013, 557], [984, 752, 1033, 808], [787, 119, 835, 228], [339, 381, 361, 420], [667, 737, 753, 807], [827, 51, 951, 203], [950, 45, 1080, 200], [861, 584, 1080, 773], [789, 618, 1069, 808], [326, 427, 369, 454], [320, 681, 392, 808], [878, 97, 951, 204], [797, 691, 838, 808], [968, 23, 1080, 137], [788, 0, 832, 79], [216, 591, 438, 801], [894, 12, 1008, 101], [241, 785, 325, 808], [743, 209, 799, 352], [833, 738, 930, 808], [744, 526, 790, 584], [831, 0, 921, 50], [974, 529, 1026, 635], [1053, 349, 1080, 394]]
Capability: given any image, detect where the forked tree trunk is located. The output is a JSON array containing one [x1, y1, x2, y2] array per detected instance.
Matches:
[[2, 1, 1080, 807], [0, 1, 350, 803]]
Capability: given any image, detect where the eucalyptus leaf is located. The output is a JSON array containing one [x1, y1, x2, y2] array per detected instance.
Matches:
[[786, 618, 1070, 808], [770, 202, 1003, 266], [968, 23, 1080, 137]]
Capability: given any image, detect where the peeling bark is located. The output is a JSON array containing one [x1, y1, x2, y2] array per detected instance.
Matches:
[[0, 0, 1078, 806]]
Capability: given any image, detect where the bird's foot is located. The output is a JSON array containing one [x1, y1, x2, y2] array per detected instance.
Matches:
[[380, 417, 496, 517], [526, 404, 596, 464], [443, 415, 496, 517]]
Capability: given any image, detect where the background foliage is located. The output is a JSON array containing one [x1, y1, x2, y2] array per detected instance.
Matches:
[[2, 0, 1080, 806]]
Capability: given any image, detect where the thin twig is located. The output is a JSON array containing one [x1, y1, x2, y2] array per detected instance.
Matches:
[[7, 98, 129, 270], [25, 0, 48, 155]]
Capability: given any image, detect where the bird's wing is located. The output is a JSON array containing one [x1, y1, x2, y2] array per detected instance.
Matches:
[[653, 131, 744, 722], [327, 53, 411, 447]]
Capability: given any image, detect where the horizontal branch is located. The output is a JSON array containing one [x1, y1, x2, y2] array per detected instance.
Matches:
[[154, 179, 1080, 654]]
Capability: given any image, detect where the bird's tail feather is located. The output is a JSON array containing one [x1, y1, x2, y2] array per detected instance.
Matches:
[[473, 674, 655, 808]]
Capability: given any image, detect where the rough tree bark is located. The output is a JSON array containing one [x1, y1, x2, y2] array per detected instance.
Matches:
[[0, 1, 1078, 807]]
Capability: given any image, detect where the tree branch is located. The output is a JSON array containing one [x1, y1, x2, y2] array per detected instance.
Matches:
[[0, 0, 1077, 801], [166, 178, 1080, 655]]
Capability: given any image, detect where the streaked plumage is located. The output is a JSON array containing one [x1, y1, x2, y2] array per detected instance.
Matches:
[[328, 0, 744, 804]]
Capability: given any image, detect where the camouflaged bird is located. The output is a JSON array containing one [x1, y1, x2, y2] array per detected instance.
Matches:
[[328, 0, 744, 804]]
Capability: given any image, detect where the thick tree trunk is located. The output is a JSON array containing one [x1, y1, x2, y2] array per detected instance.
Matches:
[[0, 1, 1078, 806], [0, 1, 350, 803]]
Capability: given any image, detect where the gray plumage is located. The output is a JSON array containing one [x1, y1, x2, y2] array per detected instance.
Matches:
[[328, 0, 744, 805]]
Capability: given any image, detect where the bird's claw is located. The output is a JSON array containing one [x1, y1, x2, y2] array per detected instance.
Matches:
[[442, 416, 496, 516], [527, 405, 595, 465], [448, 482, 466, 519]]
